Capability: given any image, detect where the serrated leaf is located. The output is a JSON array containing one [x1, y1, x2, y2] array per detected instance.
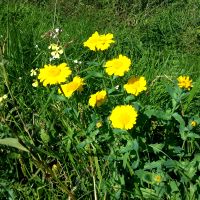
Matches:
[[0, 138, 29, 152], [144, 160, 163, 170], [145, 109, 171, 120], [149, 143, 164, 154], [125, 95, 135, 103], [172, 113, 185, 132]]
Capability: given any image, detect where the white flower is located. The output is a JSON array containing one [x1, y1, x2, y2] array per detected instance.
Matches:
[[0, 94, 7, 103], [115, 85, 119, 90], [55, 28, 60, 33], [2, 94, 7, 99], [32, 80, 38, 87], [73, 60, 82, 64], [30, 68, 38, 76]]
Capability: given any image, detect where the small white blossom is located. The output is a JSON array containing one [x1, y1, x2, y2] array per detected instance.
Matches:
[[55, 28, 60, 33], [115, 85, 119, 90]]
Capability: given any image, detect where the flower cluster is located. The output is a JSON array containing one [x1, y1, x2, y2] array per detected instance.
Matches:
[[48, 43, 63, 59], [83, 31, 115, 51], [30, 68, 39, 87], [34, 31, 196, 132]]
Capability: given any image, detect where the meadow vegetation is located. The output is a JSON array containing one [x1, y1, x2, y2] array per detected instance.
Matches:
[[0, 0, 200, 199]]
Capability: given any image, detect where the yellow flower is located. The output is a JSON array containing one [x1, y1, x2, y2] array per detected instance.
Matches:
[[154, 175, 162, 183], [96, 121, 103, 128], [191, 121, 197, 127], [83, 31, 114, 51], [89, 90, 107, 108], [32, 80, 39, 87], [59, 76, 84, 98], [124, 76, 147, 96], [177, 76, 192, 90], [110, 105, 138, 130], [105, 54, 131, 76], [38, 63, 72, 86]]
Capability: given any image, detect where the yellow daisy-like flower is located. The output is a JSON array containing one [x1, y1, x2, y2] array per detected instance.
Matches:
[[124, 76, 147, 96], [110, 105, 138, 130], [83, 31, 114, 51], [59, 76, 84, 98], [105, 54, 131, 76], [89, 90, 107, 108], [177, 76, 192, 90], [154, 175, 162, 183], [38, 63, 72, 86], [191, 121, 197, 127]]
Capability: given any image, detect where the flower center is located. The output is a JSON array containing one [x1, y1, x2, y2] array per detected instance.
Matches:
[[49, 68, 61, 76]]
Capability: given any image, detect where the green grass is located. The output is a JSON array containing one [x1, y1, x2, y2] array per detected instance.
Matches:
[[1, 0, 200, 199]]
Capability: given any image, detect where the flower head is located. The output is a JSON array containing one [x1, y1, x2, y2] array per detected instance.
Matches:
[[30, 68, 38, 76], [124, 76, 147, 96], [96, 121, 103, 128], [59, 76, 84, 98], [48, 43, 60, 50], [177, 76, 192, 90], [48, 43, 63, 59], [38, 63, 72, 86], [191, 121, 197, 127], [105, 55, 131, 76], [89, 90, 107, 108], [0, 94, 8, 103], [32, 80, 39, 87], [84, 31, 114, 51], [154, 175, 162, 183], [110, 105, 138, 130]]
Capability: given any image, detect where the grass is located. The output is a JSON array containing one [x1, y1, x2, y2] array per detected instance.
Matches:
[[0, 0, 200, 199]]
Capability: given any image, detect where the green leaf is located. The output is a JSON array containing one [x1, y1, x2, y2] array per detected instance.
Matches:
[[144, 160, 163, 170], [125, 95, 135, 103], [149, 143, 164, 154], [183, 78, 200, 112], [172, 113, 185, 132], [0, 138, 29, 152], [144, 108, 171, 120], [85, 71, 104, 79]]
